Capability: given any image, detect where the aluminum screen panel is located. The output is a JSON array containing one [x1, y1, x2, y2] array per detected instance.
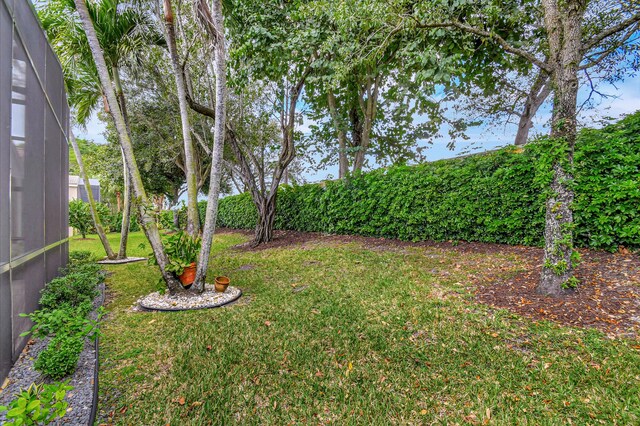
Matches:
[[0, 0, 69, 382]]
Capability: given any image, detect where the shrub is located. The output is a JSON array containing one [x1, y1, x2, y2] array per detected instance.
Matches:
[[105, 211, 141, 233], [68, 199, 92, 238], [39, 267, 100, 311], [68, 250, 96, 266], [0, 381, 73, 425], [16, 251, 103, 383], [20, 304, 98, 340], [212, 111, 640, 251], [34, 334, 84, 380], [158, 210, 176, 230]]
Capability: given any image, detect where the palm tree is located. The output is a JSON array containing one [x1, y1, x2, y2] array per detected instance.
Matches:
[[192, 0, 228, 292], [162, 0, 200, 236], [71, 0, 184, 293], [39, 0, 162, 259]]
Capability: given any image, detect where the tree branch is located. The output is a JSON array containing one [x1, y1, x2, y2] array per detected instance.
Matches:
[[579, 24, 639, 70], [582, 12, 640, 53], [415, 20, 552, 73]]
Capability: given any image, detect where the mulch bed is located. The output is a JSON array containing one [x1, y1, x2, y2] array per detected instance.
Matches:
[[220, 228, 640, 339], [476, 248, 640, 339]]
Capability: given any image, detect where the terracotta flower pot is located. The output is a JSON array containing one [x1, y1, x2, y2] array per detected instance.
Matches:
[[179, 262, 197, 288], [215, 276, 230, 293]]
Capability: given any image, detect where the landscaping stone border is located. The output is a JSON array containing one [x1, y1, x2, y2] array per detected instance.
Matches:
[[0, 283, 105, 425], [138, 285, 242, 311], [97, 257, 146, 265]]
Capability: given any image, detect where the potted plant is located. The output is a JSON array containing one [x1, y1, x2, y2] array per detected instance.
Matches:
[[149, 231, 201, 289]]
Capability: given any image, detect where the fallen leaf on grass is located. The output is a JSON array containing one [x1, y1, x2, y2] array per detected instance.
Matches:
[[345, 361, 353, 376], [463, 412, 479, 425], [177, 397, 186, 406]]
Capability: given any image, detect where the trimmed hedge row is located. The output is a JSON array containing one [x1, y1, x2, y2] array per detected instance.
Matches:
[[210, 112, 639, 251]]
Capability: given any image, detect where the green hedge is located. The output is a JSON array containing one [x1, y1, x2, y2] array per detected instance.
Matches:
[[212, 112, 640, 251]]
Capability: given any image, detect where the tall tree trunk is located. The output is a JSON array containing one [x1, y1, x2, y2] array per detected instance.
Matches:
[[74, 0, 182, 293], [118, 147, 131, 258], [327, 90, 349, 178], [538, 0, 585, 295], [113, 66, 130, 259], [514, 71, 552, 146], [69, 129, 116, 259], [193, 0, 227, 292], [164, 0, 200, 236]]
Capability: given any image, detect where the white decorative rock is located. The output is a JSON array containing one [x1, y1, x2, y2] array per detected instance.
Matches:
[[138, 285, 242, 311]]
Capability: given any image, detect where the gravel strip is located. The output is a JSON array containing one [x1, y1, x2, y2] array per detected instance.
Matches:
[[0, 284, 104, 425], [97, 257, 146, 265], [138, 285, 242, 311]]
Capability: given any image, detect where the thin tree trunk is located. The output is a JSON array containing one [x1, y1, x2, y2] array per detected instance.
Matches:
[[164, 0, 200, 236], [173, 209, 180, 230], [69, 129, 116, 259], [74, 0, 182, 293], [183, 15, 311, 249], [352, 74, 380, 173], [193, 0, 227, 292], [118, 147, 131, 258], [327, 90, 349, 178], [537, 0, 584, 295], [113, 66, 130, 259], [514, 71, 552, 146]]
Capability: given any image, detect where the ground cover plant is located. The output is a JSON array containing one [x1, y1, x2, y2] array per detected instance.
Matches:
[[1, 251, 104, 423], [73, 231, 640, 425], [21, 251, 103, 379], [0, 381, 73, 426]]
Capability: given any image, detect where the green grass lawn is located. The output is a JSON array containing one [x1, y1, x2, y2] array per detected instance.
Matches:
[[71, 232, 640, 425]]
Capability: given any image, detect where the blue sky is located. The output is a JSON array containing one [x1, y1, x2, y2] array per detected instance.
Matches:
[[76, 76, 640, 183]]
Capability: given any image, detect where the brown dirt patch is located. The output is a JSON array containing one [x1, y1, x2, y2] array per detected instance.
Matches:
[[220, 228, 640, 338], [476, 248, 640, 339]]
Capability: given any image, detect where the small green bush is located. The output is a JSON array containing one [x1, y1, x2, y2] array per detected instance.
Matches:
[[68, 250, 96, 266], [106, 211, 141, 233], [20, 304, 97, 340], [34, 334, 84, 380], [39, 267, 100, 311], [68, 199, 92, 238], [0, 381, 73, 425]]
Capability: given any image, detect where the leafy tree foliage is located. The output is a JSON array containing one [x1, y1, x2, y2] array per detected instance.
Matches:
[[68, 199, 92, 239]]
